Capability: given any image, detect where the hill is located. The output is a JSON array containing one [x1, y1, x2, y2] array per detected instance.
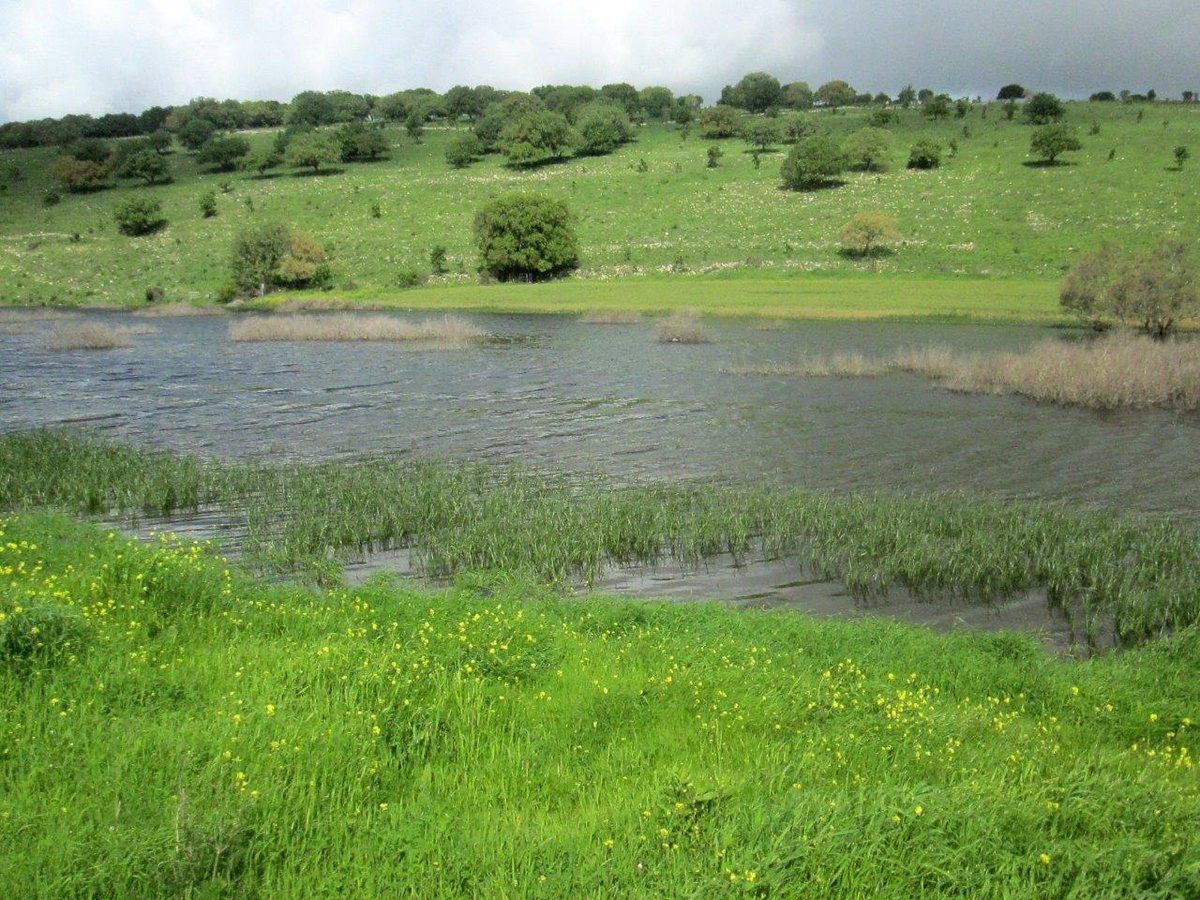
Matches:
[[0, 101, 1196, 315]]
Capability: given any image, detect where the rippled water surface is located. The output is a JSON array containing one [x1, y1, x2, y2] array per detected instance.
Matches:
[[3, 310, 1198, 521]]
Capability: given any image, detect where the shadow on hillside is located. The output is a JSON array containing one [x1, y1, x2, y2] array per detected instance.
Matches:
[[1022, 159, 1078, 168], [778, 179, 847, 192], [291, 168, 346, 178]]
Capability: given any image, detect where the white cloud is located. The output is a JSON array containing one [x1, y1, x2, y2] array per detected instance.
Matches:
[[0, 1, 1196, 121]]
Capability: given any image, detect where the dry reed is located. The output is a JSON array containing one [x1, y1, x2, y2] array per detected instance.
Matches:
[[656, 310, 711, 344], [578, 309, 641, 324], [228, 313, 486, 347], [45, 322, 135, 351], [132, 303, 222, 318], [0, 308, 78, 323]]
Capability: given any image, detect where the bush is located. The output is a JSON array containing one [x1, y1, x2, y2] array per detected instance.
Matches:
[[907, 139, 943, 169], [145, 285, 165, 304], [230, 225, 331, 296], [1030, 124, 1082, 164], [444, 133, 482, 168], [474, 193, 579, 282], [780, 133, 846, 189], [113, 196, 166, 236], [396, 266, 427, 288], [575, 103, 633, 156], [199, 191, 217, 218], [839, 212, 903, 257], [698, 105, 743, 138]]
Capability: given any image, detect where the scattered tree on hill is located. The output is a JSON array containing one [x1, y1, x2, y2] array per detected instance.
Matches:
[[243, 146, 283, 177], [780, 132, 846, 189], [741, 118, 783, 152], [1061, 239, 1199, 337], [1090, 91, 1117, 102], [287, 91, 338, 127], [229, 224, 331, 296], [199, 191, 217, 218], [781, 115, 818, 144], [844, 127, 892, 171], [639, 86, 675, 120], [1029, 123, 1082, 164], [113, 196, 166, 236], [285, 132, 341, 173], [955, 98, 971, 118], [782, 82, 814, 110], [177, 118, 217, 152], [897, 85, 917, 108], [922, 94, 952, 120], [197, 135, 251, 172], [868, 108, 898, 128], [473, 193, 579, 281], [445, 133, 483, 168], [118, 149, 171, 185], [499, 111, 578, 167], [49, 156, 112, 192], [815, 80, 857, 108], [67, 138, 113, 165], [1025, 92, 1065, 124], [698, 105, 743, 138], [997, 84, 1027, 100], [574, 103, 633, 156], [839, 212, 903, 257], [907, 139, 943, 169], [600, 83, 641, 116], [147, 129, 172, 154], [473, 94, 543, 152], [338, 122, 389, 161], [721, 72, 784, 113]]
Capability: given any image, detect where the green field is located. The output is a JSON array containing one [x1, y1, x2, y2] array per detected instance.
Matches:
[[1, 101, 1196, 316], [1, 511, 1198, 897]]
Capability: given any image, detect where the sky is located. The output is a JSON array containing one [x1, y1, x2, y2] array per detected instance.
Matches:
[[1, 0, 1197, 122]]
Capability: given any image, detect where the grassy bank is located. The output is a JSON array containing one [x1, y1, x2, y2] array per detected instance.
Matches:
[[1, 512, 1198, 896], [4, 430, 1200, 648], [1, 102, 1195, 309]]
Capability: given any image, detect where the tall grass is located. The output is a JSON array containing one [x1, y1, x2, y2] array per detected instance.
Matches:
[[735, 333, 1200, 411], [228, 313, 486, 347], [44, 322, 137, 350], [578, 309, 641, 324], [657, 309, 711, 344], [3, 430, 1199, 648], [1, 511, 1198, 897]]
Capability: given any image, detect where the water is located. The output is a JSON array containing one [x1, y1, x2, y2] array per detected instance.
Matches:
[[4, 309, 1197, 520]]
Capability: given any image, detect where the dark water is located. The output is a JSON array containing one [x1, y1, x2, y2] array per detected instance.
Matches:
[[3, 309, 1198, 521]]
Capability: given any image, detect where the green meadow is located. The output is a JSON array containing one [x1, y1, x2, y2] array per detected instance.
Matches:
[[1, 511, 1198, 897], [1, 101, 1196, 318]]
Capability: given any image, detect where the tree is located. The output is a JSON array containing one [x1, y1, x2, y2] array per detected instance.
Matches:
[[723, 72, 783, 113], [229, 224, 331, 296], [906, 139, 943, 169], [177, 118, 217, 151], [997, 84, 1027, 100], [285, 132, 340, 173], [843, 127, 892, 171], [49, 156, 111, 192], [741, 118, 783, 152], [1174, 146, 1190, 169], [782, 82, 813, 110], [698, 105, 743, 138], [287, 91, 337, 127], [639, 86, 675, 120], [839, 212, 903, 256], [499, 111, 578, 167], [118, 149, 171, 185], [474, 193, 579, 281], [243, 146, 283, 177], [473, 94, 543, 151], [815, 80, 857, 108], [1029, 123, 1081, 163], [113, 196, 165, 235], [922, 94, 952, 120], [147, 129, 173, 154], [337, 122, 389, 161], [600, 83, 641, 116], [445, 133, 482, 168], [197, 135, 250, 171], [574, 102, 632, 156], [781, 115, 818, 144], [897, 85, 917, 108], [780, 132, 846, 189], [1025, 92, 1065, 124], [1061, 239, 1199, 337], [1090, 91, 1117, 102]]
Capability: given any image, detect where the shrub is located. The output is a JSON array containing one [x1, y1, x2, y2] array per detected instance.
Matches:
[[575, 102, 633, 156], [1030, 124, 1082, 164], [145, 285, 165, 304], [396, 267, 426, 288], [230, 225, 331, 296], [49, 155, 112, 192], [698, 105, 743, 139], [844, 127, 892, 171], [199, 191, 217, 218], [907, 139, 943, 169], [780, 133, 846, 189], [706, 145, 723, 168], [444, 133, 482, 168], [839, 212, 903, 257], [113, 196, 166, 236], [1025, 92, 1065, 124], [429, 245, 448, 275], [474, 193, 579, 282]]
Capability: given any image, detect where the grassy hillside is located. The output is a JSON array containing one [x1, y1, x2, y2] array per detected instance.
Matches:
[[0, 102, 1196, 311], [1, 512, 1198, 896]]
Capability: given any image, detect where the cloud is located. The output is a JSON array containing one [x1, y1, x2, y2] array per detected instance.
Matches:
[[0, 1, 1196, 121]]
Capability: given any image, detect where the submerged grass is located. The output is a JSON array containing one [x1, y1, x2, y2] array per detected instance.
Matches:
[[735, 332, 1200, 411], [657, 309, 712, 344], [1, 511, 1198, 896], [3, 430, 1200, 649], [228, 313, 486, 346], [44, 322, 138, 350]]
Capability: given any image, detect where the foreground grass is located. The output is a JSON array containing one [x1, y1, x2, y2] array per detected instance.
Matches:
[[1, 512, 1197, 897], [4, 430, 1200, 648], [1, 102, 1195, 308]]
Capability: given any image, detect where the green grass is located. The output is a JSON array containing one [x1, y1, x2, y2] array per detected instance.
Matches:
[[1, 102, 1196, 315], [1, 511, 1198, 897], [5, 430, 1200, 648]]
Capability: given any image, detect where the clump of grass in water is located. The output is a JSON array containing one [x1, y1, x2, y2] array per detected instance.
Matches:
[[0, 308, 79, 323], [578, 309, 641, 324], [45, 322, 145, 351], [5, 430, 1200, 649], [656, 309, 711, 344], [228, 313, 486, 347], [131, 303, 223, 318]]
